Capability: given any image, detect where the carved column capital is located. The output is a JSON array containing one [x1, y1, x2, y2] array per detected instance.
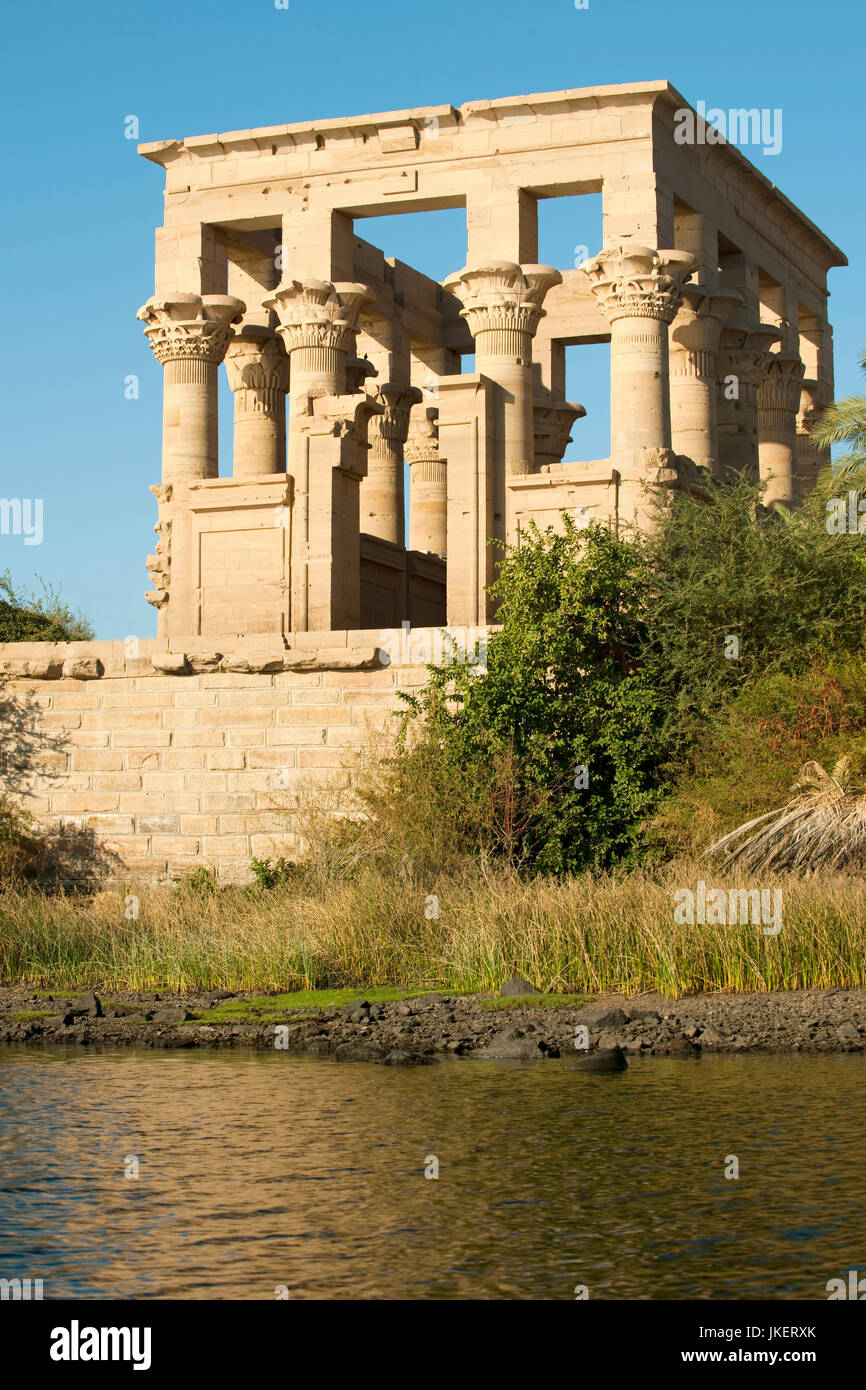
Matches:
[[534, 400, 586, 470], [224, 326, 289, 416], [717, 318, 783, 392], [137, 293, 245, 365], [443, 261, 562, 357], [671, 287, 743, 375], [264, 279, 374, 356], [368, 383, 424, 456], [759, 352, 806, 417], [579, 243, 697, 324]]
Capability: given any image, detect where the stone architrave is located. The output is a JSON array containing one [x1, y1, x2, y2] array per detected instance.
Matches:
[[361, 382, 423, 546], [443, 260, 562, 540], [224, 326, 289, 476], [758, 348, 806, 507], [405, 406, 447, 556], [579, 243, 696, 520], [669, 286, 742, 474]]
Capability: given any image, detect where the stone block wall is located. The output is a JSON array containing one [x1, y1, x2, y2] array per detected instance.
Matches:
[[0, 630, 462, 885]]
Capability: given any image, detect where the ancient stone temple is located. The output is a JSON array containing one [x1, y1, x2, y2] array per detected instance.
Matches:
[[0, 82, 846, 883], [136, 80, 844, 640]]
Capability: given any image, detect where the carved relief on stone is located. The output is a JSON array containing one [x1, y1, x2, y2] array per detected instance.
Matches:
[[264, 279, 375, 355], [224, 327, 289, 418], [137, 293, 245, 365], [443, 261, 563, 348], [579, 243, 697, 324]]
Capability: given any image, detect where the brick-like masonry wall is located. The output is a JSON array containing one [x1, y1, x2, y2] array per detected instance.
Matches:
[[0, 639, 437, 884]]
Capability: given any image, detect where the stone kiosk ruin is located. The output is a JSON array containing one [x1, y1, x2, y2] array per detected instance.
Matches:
[[0, 82, 846, 881]]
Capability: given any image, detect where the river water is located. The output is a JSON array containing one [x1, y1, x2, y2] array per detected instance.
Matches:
[[0, 1047, 863, 1300]]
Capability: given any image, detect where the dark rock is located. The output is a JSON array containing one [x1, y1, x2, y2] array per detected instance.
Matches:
[[836, 1021, 861, 1044], [577, 1005, 630, 1029], [568, 1046, 628, 1073], [334, 1040, 386, 1062], [203, 990, 236, 1003], [67, 992, 103, 1019], [499, 978, 541, 997], [153, 1005, 192, 1024], [472, 1028, 549, 1061], [384, 1049, 438, 1066]]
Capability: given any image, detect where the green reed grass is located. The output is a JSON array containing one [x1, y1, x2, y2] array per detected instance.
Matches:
[[1, 859, 864, 997]]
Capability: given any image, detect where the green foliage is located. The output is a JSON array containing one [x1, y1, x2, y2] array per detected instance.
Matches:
[[810, 348, 866, 472], [382, 516, 672, 875], [177, 867, 218, 898], [249, 856, 301, 890], [648, 659, 866, 858], [641, 475, 866, 755], [0, 794, 42, 883], [0, 571, 93, 643]]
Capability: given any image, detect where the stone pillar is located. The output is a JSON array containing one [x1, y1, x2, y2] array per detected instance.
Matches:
[[361, 383, 423, 546], [443, 260, 562, 541], [405, 406, 447, 556], [716, 317, 782, 481], [264, 278, 375, 631], [224, 326, 289, 477], [138, 293, 245, 483], [264, 278, 373, 400], [796, 380, 830, 496], [579, 243, 696, 521], [669, 287, 742, 474], [758, 347, 805, 507]]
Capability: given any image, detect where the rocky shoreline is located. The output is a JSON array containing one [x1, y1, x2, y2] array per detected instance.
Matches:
[[1, 982, 865, 1063]]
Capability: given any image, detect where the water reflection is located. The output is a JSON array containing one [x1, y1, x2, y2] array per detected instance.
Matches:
[[0, 1048, 863, 1300]]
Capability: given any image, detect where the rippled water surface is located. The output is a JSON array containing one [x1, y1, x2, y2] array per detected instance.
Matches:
[[0, 1047, 863, 1299]]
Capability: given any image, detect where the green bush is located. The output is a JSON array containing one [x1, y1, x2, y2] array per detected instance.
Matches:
[[641, 474, 866, 755], [0, 571, 93, 643], [352, 473, 866, 879], [374, 516, 671, 875]]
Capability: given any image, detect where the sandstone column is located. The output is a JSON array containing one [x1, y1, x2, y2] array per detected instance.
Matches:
[[264, 279, 376, 631], [405, 406, 447, 556], [224, 326, 289, 476], [138, 293, 245, 483], [758, 348, 806, 507], [361, 383, 423, 546], [443, 260, 562, 540], [265, 278, 372, 401], [669, 286, 742, 474], [579, 243, 697, 523], [716, 316, 782, 481]]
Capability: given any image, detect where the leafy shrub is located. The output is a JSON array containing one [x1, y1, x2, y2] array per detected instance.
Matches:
[[0, 571, 93, 643], [249, 856, 301, 890]]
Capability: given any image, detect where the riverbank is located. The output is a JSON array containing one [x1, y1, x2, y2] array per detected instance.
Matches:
[[2, 983, 865, 1059]]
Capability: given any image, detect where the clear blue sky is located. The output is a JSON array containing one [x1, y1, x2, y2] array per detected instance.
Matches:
[[1, 0, 862, 638]]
